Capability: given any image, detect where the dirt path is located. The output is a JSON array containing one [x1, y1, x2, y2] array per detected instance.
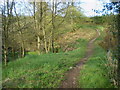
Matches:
[[60, 29, 100, 88]]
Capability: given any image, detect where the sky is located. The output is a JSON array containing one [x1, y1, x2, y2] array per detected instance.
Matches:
[[26, 0, 111, 17], [80, 0, 111, 17], [0, 0, 113, 17]]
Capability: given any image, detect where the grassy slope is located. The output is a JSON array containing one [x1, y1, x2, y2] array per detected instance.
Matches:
[[2, 24, 100, 88], [2, 38, 88, 88], [78, 26, 114, 88]]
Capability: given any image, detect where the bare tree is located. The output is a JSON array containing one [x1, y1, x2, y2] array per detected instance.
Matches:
[[2, 0, 14, 65]]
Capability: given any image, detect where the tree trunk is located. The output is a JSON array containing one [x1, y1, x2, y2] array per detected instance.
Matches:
[[43, 4, 48, 53], [2, 0, 14, 65], [37, 2, 43, 54], [51, 37, 54, 53], [21, 43, 25, 57], [71, 1, 74, 31], [18, 47, 23, 58], [43, 28, 48, 53], [48, 37, 51, 52], [51, 0, 56, 53], [12, 48, 15, 58], [37, 35, 41, 54], [4, 47, 7, 66]]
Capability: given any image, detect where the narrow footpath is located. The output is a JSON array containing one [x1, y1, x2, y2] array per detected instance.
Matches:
[[60, 29, 100, 88]]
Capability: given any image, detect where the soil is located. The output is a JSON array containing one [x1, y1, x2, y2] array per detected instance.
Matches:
[[59, 30, 100, 88]]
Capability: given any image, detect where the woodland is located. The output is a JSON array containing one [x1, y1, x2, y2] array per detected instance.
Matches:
[[1, 0, 120, 88]]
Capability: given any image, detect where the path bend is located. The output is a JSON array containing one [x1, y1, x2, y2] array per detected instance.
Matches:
[[60, 29, 100, 88]]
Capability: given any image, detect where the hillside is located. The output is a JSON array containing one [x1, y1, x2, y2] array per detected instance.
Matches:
[[2, 25, 113, 88], [1, 0, 119, 89]]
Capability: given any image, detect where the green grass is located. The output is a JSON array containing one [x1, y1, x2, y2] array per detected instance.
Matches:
[[76, 24, 101, 30], [78, 45, 114, 88], [3, 25, 112, 88], [2, 38, 88, 88], [27, 51, 39, 55], [95, 26, 105, 41]]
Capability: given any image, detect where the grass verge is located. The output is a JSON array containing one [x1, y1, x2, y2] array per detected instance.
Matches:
[[78, 45, 114, 88]]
